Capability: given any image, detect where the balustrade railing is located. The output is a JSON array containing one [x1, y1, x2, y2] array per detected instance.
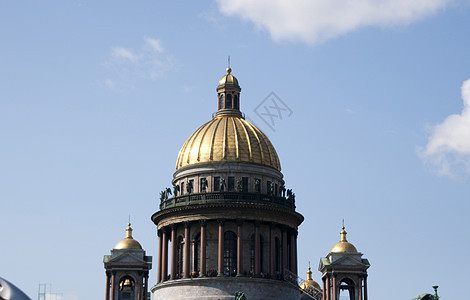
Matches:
[[284, 269, 322, 300], [159, 191, 295, 211]]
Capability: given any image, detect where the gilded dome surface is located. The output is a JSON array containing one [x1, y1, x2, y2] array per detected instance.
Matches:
[[300, 267, 321, 290], [176, 115, 281, 171], [330, 226, 358, 253], [114, 223, 143, 250], [218, 67, 239, 86]]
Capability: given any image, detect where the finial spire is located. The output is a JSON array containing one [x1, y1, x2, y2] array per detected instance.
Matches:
[[340, 220, 348, 242], [125, 222, 133, 239], [226, 56, 232, 74]]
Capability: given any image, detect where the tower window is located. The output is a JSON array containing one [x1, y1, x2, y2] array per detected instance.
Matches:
[[181, 182, 184, 195], [234, 95, 239, 109], [213, 177, 220, 192], [219, 94, 224, 110], [226, 94, 232, 109], [242, 177, 248, 192], [228, 176, 235, 191], [224, 231, 237, 276]]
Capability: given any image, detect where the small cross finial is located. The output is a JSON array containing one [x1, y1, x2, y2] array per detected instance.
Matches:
[[228, 55, 231, 68], [342, 219, 345, 230], [128, 215, 131, 226]]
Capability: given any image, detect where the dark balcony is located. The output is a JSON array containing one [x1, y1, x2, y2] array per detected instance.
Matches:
[[159, 191, 295, 211]]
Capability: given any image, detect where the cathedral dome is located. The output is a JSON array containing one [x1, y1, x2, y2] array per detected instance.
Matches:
[[330, 226, 358, 253], [114, 223, 143, 250], [176, 115, 281, 171], [175, 67, 281, 172]]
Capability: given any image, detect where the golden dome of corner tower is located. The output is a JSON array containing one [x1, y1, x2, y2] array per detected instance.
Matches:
[[330, 225, 358, 253], [175, 68, 281, 171], [299, 267, 321, 291], [114, 223, 143, 250]]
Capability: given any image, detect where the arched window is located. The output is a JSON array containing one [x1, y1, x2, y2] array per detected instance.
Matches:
[[219, 94, 224, 109], [234, 95, 239, 109], [119, 276, 135, 291], [339, 278, 355, 300], [275, 237, 281, 273], [194, 234, 201, 273], [176, 236, 184, 276], [224, 231, 237, 276], [118, 276, 135, 300], [226, 94, 232, 109]]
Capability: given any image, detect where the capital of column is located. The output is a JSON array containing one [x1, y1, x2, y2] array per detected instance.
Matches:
[[161, 226, 169, 235], [184, 221, 190, 228], [217, 219, 226, 226], [270, 222, 277, 229], [170, 223, 177, 230], [254, 220, 261, 227], [236, 219, 245, 226], [199, 219, 207, 227]]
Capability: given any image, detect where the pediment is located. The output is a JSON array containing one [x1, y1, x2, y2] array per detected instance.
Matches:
[[330, 255, 365, 267], [108, 253, 146, 265]]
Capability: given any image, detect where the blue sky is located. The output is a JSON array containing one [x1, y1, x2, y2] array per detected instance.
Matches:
[[1, 1, 470, 299]]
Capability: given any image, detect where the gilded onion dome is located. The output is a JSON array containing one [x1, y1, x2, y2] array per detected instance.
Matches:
[[300, 267, 321, 291], [175, 68, 281, 171], [114, 223, 143, 250], [330, 226, 358, 253]]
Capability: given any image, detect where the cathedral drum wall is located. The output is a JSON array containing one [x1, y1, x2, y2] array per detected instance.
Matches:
[[151, 277, 301, 300]]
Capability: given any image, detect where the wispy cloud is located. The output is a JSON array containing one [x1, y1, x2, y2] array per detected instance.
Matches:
[[103, 37, 179, 90], [111, 47, 137, 62], [216, 0, 450, 45], [418, 78, 470, 177], [144, 36, 164, 53]]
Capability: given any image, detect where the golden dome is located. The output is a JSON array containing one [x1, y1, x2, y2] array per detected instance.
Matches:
[[176, 115, 281, 171], [330, 226, 358, 253], [218, 67, 239, 87], [114, 223, 143, 250], [300, 267, 321, 290]]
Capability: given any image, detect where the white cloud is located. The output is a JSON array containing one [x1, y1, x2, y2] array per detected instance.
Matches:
[[419, 79, 470, 176], [111, 47, 137, 62], [145, 37, 164, 53], [216, 0, 450, 45], [103, 37, 179, 90]]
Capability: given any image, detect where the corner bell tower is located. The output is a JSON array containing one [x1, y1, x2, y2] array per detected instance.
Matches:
[[104, 223, 152, 300], [319, 226, 370, 300]]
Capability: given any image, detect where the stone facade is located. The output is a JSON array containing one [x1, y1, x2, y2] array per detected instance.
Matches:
[[152, 277, 300, 300]]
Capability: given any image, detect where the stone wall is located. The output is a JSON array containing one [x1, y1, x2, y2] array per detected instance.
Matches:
[[152, 277, 300, 300]]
